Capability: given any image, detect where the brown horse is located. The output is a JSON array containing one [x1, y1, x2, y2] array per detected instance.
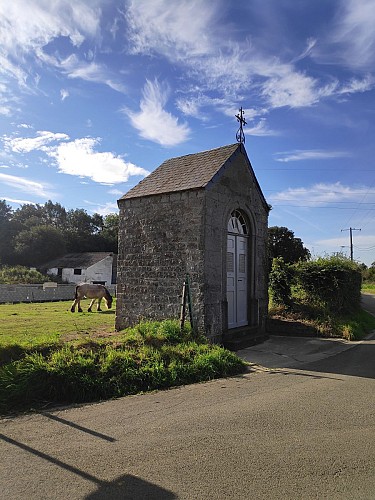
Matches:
[[70, 283, 113, 313]]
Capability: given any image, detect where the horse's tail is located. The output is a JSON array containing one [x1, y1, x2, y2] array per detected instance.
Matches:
[[74, 285, 79, 299]]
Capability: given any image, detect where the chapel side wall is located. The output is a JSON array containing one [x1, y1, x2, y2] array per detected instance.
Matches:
[[116, 191, 206, 332], [203, 154, 269, 340]]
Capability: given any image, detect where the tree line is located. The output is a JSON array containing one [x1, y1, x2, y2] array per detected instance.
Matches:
[[0, 200, 118, 267]]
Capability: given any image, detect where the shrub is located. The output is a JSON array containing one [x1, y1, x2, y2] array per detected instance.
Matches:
[[296, 256, 362, 314], [269, 257, 293, 308], [0, 265, 50, 284]]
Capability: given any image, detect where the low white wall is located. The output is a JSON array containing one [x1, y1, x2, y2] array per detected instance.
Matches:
[[0, 284, 116, 304]]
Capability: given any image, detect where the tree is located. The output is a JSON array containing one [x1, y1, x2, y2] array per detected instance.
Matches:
[[268, 226, 310, 265], [0, 200, 12, 221], [41, 201, 67, 229], [14, 225, 66, 266], [0, 200, 18, 265], [12, 203, 45, 228], [100, 213, 119, 251]]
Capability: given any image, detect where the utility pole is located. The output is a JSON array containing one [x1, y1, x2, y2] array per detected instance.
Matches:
[[341, 227, 361, 261]]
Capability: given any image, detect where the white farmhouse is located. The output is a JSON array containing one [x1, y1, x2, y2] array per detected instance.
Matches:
[[42, 252, 117, 285]]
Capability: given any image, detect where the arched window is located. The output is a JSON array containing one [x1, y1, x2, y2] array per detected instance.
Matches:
[[227, 209, 248, 235]]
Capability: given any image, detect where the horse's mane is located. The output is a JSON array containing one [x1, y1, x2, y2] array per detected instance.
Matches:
[[104, 286, 112, 300]]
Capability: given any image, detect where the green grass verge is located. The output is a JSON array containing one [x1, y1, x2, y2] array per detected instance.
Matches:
[[0, 306, 247, 415], [269, 302, 375, 341], [336, 309, 375, 341], [362, 283, 375, 294]]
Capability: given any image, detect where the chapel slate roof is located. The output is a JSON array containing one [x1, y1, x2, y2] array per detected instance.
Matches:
[[42, 252, 115, 270], [120, 143, 241, 200]]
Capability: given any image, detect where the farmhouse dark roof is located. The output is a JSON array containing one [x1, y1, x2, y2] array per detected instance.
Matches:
[[120, 143, 241, 200], [43, 252, 115, 270]]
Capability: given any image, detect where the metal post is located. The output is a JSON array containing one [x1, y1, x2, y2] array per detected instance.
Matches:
[[179, 277, 187, 330], [186, 273, 194, 331]]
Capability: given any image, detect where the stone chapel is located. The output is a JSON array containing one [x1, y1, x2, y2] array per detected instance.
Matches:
[[116, 143, 270, 345]]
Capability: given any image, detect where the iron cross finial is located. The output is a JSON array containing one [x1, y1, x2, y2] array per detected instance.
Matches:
[[235, 106, 247, 144]]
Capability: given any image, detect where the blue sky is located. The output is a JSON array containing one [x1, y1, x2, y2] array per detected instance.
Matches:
[[0, 0, 374, 265]]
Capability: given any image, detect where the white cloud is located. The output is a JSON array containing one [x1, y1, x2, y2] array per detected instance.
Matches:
[[125, 0, 372, 112], [49, 137, 150, 184], [328, 0, 375, 70], [85, 200, 119, 215], [0, 196, 37, 205], [125, 1, 255, 98], [261, 70, 320, 109], [0, 172, 54, 198], [125, 0, 220, 59], [108, 188, 123, 196], [4, 131, 70, 153], [124, 79, 190, 146], [246, 119, 278, 137], [337, 75, 374, 95], [292, 38, 317, 63], [0, 105, 12, 116], [0, 0, 126, 101], [59, 55, 126, 93], [269, 182, 373, 207], [0, 0, 101, 86], [60, 89, 69, 101], [274, 150, 350, 162]]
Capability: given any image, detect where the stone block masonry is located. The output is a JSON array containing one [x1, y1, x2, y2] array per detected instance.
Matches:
[[116, 190, 206, 333]]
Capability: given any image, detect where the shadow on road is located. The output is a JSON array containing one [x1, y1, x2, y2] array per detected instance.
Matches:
[[86, 474, 176, 499], [41, 412, 116, 442], [299, 339, 375, 379], [0, 433, 176, 499]]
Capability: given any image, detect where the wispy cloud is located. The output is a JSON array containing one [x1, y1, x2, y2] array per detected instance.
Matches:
[[261, 69, 321, 109], [49, 137, 150, 184], [320, 0, 375, 70], [125, 0, 375, 118], [3, 131, 70, 153], [269, 182, 372, 207], [246, 118, 278, 137], [0, 172, 54, 198], [125, 0, 220, 59], [337, 75, 374, 95], [0, 0, 100, 87], [59, 55, 127, 93], [0, 0, 124, 101], [274, 149, 350, 162], [0, 196, 37, 206], [124, 79, 190, 146], [60, 89, 69, 101]]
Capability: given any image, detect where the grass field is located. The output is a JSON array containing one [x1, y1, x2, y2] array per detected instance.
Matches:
[[0, 299, 117, 349]]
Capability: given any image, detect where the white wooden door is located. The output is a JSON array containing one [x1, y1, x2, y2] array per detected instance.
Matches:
[[236, 235, 248, 327], [227, 235, 236, 329], [227, 234, 248, 329]]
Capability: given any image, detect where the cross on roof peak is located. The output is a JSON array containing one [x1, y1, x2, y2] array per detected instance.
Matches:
[[235, 106, 247, 144]]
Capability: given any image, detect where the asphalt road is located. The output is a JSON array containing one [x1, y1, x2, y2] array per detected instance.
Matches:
[[1, 296, 374, 499]]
